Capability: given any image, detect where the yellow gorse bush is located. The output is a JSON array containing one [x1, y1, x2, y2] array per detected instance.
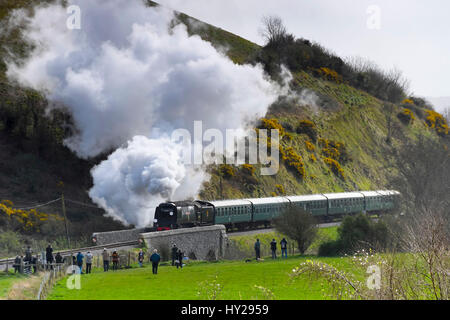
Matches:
[[0, 200, 63, 233], [305, 141, 316, 152], [258, 118, 285, 137], [397, 108, 415, 125], [275, 184, 285, 195], [218, 164, 235, 179], [315, 67, 343, 84], [281, 147, 306, 179], [241, 164, 256, 176], [323, 157, 345, 180], [402, 98, 414, 105], [318, 138, 348, 161], [425, 110, 449, 136]]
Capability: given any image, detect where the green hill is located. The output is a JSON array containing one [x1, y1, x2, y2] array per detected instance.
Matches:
[[173, 10, 448, 200], [0, 0, 448, 247]]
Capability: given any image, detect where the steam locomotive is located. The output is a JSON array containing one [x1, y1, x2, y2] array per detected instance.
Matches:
[[153, 190, 400, 231]]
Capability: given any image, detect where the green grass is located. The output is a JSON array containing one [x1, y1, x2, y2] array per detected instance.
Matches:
[[228, 226, 338, 257], [48, 255, 358, 300], [0, 270, 28, 299]]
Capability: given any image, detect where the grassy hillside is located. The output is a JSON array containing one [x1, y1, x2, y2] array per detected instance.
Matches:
[[169, 5, 448, 201], [0, 0, 448, 246]]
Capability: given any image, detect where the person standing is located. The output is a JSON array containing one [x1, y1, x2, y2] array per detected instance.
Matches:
[[55, 252, 63, 265], [23, 246, 33, 274], [85, 251, 93, 274], [270, 239, 277, 259], [138, 249, 145, 268], [13, 256, 21, 274], [171, 244, 178, 266], [176, 249, 184, 269], [76, 252, 84, 273], [150, 249, 161, 274], [46, 244, 54, 270], [102, 249, 110, 272], [280, 238, 288, 258], [112, 251, 119, 271], [254, 239, 261, 260], [31, 255, 38, 274], [24, 246, 32, 264]]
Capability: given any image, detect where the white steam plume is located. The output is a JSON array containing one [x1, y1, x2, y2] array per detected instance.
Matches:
[[7, 0, 280, 226]]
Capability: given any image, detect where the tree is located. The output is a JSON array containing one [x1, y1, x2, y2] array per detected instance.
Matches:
[[389, 135, 450, 214], [273, 207, 318, 254], [318, 214, 390, 256], [260, 15, 288, 46]]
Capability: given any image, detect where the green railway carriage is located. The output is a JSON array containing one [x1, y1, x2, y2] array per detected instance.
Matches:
[[323, 192, 365, 215], [153, 190, 401, 230], [375, 190, 400, 210], [210, 199, 253, 226], [285, 194, 328, 216], [360, 191, 385, 211], [245, 197, 290, 224]]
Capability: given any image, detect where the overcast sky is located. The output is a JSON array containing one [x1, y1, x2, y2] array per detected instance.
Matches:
[[158, 0, 450, 111]]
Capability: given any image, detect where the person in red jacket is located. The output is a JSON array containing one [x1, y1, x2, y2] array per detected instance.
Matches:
[[112, 251, 119, 271]]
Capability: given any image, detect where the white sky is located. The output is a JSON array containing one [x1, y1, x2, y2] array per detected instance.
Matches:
[[158, 0, 450, 110]]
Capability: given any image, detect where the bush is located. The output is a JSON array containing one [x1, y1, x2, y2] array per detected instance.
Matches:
[[317, 240, 343, 257], [297, 120, 318, 142], [318, 214, 389, 256], [0, 230, 22, 256], [258, 118, 285, 137], [313, 67, 343, 84], [425, 110, 449, 136], [218, 164, 235, 179], [275, 184, 285, 195], [305, 141, 315, 152], [323, 158, 345, 180], [319, 138, 350, 163], [241, 164, 255, 176], [280, 147, 306, 179], [397, 108, 415, 125]]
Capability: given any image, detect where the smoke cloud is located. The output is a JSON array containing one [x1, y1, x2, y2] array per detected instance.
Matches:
[[7, 0, 281, 226]]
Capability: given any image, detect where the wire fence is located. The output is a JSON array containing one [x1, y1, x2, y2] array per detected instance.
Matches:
[[36, 264, 67, 300]]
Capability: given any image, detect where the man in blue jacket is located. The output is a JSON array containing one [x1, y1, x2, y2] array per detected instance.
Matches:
[[150, 249, 161, 275], [76, 252, 84, 273]]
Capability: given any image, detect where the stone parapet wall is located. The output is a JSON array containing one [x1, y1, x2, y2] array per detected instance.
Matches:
[[92, 228, 147, 246], [140, 225, 228, 261]]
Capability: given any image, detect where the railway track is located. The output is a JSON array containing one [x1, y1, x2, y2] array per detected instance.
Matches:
[[0, 240, 140, 271]]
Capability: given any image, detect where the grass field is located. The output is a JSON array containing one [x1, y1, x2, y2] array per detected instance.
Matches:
[[0, 271, 24, 298], [227, 226, 338, 259], [0, 270, 43, 300], [47, 254, 361, 300]]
